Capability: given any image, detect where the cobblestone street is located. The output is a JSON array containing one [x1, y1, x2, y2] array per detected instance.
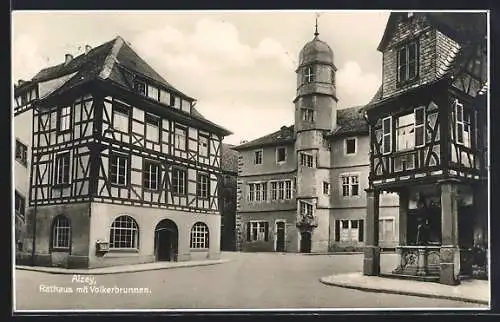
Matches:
[[14, 252, 486, 310]]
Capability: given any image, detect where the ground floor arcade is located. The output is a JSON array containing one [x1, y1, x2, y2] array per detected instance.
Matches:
[[363, 179, 488, 285]]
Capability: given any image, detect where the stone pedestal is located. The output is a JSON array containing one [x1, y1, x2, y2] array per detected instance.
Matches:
[[363, 188, 380, 276], [439, 181, 460, 285]]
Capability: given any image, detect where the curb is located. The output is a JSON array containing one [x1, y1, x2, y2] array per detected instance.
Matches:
[[319, 277, 489, 305], [16, 259, 230, 275]]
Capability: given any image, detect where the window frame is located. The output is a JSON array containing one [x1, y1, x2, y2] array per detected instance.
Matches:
[[382, 116, 392, 155], [143, 159, 161, 191], [109, 152, 129, 187], [254, 149, 263, 165], [54, 151, 71, 186], [302, 108, 314, 122], [57, 105, 72, 133], [109, 215, 139, 250], [134, 79, 147, 96], [171, 167, 187, 196], [303, 66, 315, 84], [199, 134, 210, 157], [276, 146, 287, 164], [15, 139, 28, 167], [112, 104, 131, 134], [190, 222, 210, 249], [197, 173, 210, 199], [248, 221, 269, 242], [145, 113, 161, 143], [15, 190, 26, 219], [397, 40, 419, 84], [335, 219, 364, 242], [344, 137, 357, 156], [323, 181, 330, 195], [299, 151, 314, 168], [51, 215, 71, 251], [339, 173, 360, 198], [174, 125, 188, 151], [378, 217, 396, 242], [414, 106, 426, 148]]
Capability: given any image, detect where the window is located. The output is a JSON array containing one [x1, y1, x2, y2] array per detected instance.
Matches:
[[172, 167, 186, 195], [174, 126, 187, 151], [134, 80, 146, 95], [248, 182, 267, 202], [302, 108, 314, 122], [396, 113, 415, 151], [52, 215, 71, 249], [190, 222, 209, 249], [340, 174, 359, 197], [414, 106, 426, 147], [147, 85, 159, 101], [379, 218, 395, 242], [299, 201, 314, 217], [199, 135, 209, 157], [345, 138, 357, 155], [54, 152, 70, 185], [455, 100, 472, 148], [382, 116, 392, 154], [113, 105, 130, 133], [247, 221, 269, 242], [145, 114, 160, 143], [172, 96, 181, 109], [254, 150, 263, 165], [331, 69, 336, 86], [270, 180, 292, 200], [276, 147, 286, 163], [271, 182, 277, 200], [109, 215, 139, 249], [285, 181, 292, 199], [335, 219, 364, 242], [278, 181, 285, 200], [160, 89, 171, 105], [300, 152, 314, 167], [197, 173, 210, 199], [15, 191, 25, 220], [58, 106, 71, 132], [303, 66, 314, 83], [15, 139, 27, 166], [143, 160, 160, 191], [110, 153, 128, 186], [181, 99, 191, 113], [323, 182, 330, 195], [397, 42, 418, 83]]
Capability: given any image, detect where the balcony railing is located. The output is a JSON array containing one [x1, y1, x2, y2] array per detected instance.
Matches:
[[296, 214, 318, 228]]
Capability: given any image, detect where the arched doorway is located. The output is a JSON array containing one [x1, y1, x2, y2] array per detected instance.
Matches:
[[154, 219, 178, 262], [300, 231, 312, 253]]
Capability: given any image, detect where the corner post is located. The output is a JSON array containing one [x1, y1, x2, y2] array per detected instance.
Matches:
[[439, 180, 460, 285], [363, 187, 380, 276]]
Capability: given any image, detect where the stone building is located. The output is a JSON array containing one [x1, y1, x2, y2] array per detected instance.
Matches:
[[14, 36, 231, 268], [234, 24, 400, 253], [362, 12, 488, 285]]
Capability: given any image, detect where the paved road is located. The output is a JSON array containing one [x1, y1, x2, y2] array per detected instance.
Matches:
[[14, 252, 486, 310]]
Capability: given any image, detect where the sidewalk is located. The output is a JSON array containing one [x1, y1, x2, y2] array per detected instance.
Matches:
[[16, 258, 229, 275], [320, 272, 489, 305]]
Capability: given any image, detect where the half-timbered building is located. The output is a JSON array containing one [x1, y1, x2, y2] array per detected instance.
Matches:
[[234, 24, 400, 253], [16, 36, 231, 268], [362, 12, 488, 285]]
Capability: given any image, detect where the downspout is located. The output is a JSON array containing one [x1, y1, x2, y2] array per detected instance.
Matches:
[[31, 106, 39, 266]]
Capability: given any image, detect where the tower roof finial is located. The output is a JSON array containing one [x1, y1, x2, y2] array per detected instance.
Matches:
[[314, 13, 320, 37]]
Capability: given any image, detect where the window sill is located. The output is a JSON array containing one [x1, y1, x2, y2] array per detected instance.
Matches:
[[108, 248, 139, 253], [51, 247, 70, 252], [396, 77, 419, 88], [110, 183, 128, 188], [197, 196, 210, 200], [190, 248, 209, 252], [172, 193, 187, 197], [57, 129, 72, 135], [143, 187, 161, 193]]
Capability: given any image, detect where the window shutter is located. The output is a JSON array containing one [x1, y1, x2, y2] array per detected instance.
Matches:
[[264, 222, 269, 241], [335, 220, 340, 242], [246, 223, 251, 242], [358, 220, 364, 242]]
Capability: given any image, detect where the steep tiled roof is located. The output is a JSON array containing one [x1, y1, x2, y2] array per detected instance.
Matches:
[[19, 36, 231, 135], [330, 106, 368, 137], [234, 105, 369, 150], [220, 143, 238, 174], [233, 125, 295, 151]]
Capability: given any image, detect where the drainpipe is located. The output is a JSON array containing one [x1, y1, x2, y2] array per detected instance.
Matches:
[[31, 109, 39, 266]]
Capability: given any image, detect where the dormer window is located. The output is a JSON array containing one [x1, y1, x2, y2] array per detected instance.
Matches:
[[397, 42, 418, 84], [134, 79, 146, 95], [303, 66, 314, 83]]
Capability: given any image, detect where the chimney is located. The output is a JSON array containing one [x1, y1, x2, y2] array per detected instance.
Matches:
[[65, 54, 73, 65], [85, 45, 92, 55]]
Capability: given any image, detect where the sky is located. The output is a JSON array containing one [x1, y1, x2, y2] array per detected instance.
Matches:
[[12, 11, 390, 145]]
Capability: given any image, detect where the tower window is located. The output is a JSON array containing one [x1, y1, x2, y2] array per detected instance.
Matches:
[[303, 67, 315, 83], [302, 109, 314, 122], [397, 42, 419, 83], [331, 69, 336, 86]]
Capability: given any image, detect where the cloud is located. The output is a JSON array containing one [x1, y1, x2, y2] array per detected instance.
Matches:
[[11, 34, 46, 83], [336, 61, 380, 108]]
